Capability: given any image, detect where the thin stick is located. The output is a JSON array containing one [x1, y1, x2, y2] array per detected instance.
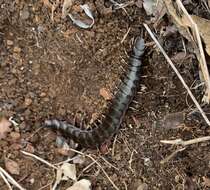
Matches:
[[160, 147, 186, 164], [99, 156, 119, 171], [144, 23, 210, 126], [0, 169, 12, 190], [54, 155, 80, 166], [89, 156, 120, 190], [112, 135, 118, 157], [27, 126, 44, 140], [128, 150, 135, 173], [176, 0, 210, 102], [38, 182, 52, 190], [81, 160, 97, 173], [21, 150, 58, 170], [69, 148, 120, 190], [121, 27, 131, 43], [0, 167, 26, 190], [161, 136, 210, 146]]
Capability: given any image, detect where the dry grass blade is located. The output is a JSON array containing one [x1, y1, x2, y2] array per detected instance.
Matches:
[[160, 147, 186, 164], [161, 136, 210, 146], [0, 169, 12, 190], [163, 0, 210, 102], [21, 150, 58, 170], [69, 148, 120, 190], [0, 167, 26, 190], [143, 23, 210, 126], [176, 0, 210, 102]]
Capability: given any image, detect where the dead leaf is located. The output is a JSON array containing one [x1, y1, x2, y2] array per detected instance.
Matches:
[[171, 52, 186, 61], [158, 112, 185, 129], [55, 163, 77, 186], [191, 15, 210, 56], [66, 179, 91, 190], [56, 167, 63, 184], [61, 163, 76, 181], [0, 117, 12, 140], [143, 0, 157, 15], [153, 0, 167, 27], [163, 0, 194, 42], [143, 0, 166, 25], [62, 0, 74, 18], [73, 155, 85, 164], [99, 88, 112, 100], [135, 0, 143, 8], [5, 159, 20, 175], [171, 52, 194, 62], [163, 0, 210, 102]]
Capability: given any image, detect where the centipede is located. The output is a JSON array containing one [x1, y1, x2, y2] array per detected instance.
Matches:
[[44, 37, 145, 148]]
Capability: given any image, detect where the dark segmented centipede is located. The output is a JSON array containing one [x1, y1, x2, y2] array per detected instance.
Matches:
[[44, 37, 145, 148]]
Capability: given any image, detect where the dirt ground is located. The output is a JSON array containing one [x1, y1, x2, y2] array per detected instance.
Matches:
[[1, 0, 210, 189]]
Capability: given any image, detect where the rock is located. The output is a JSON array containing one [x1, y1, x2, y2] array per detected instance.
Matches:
[[99, 87, 112, 100], [24, 98, 32, 107], [40, 92, 46, 97], [20, 7, 30, 20], [13, 46, 21, 53], [10, 132, 21, 140], [7, 40, 14, 46]]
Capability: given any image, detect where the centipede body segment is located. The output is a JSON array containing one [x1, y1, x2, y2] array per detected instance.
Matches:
[[44, 37, 145, 148]]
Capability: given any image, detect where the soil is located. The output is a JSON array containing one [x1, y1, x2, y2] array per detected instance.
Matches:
[[1, 0, 210, 190]]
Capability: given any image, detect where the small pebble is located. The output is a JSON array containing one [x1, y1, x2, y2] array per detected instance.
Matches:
[[40, 92, 46, 97], [24, 98, 32, 107], [10, 132, 21, 140], [99, 87, 112, 100], [24, 143, 35, 153], [7, 40, 13, 46], [13, 46, 21, 53]]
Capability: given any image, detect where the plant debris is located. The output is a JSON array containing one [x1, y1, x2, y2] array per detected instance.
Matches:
[[0, 117, 11, 140], [68, 4, 95, 29], [4, 159, 20, 175], [66, 179, 91, 190]]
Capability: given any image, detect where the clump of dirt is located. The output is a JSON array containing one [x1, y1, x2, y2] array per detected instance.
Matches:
[[0, 0, 210, 190]]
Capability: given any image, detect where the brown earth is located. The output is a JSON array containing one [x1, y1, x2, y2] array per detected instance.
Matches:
[[1, 0, 210, 190]]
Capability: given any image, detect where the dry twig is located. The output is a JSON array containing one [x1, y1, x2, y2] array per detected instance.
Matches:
[[121, 27, 131, 43], [69, 148, 120, 190], [21, 150, 58, 170], [176, 0, 210, 102], [0, 167, 26, 190], [99, 156, 119, 171], [160, 147, 186, 164], [0, 169, 12, 190], [161, 136, 210, 146], [143, 23, 210, 126]]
